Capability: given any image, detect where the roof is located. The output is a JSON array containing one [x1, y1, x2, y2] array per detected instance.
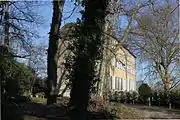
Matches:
[[122, 44, 136, 58], [59, 23, 78, 39]]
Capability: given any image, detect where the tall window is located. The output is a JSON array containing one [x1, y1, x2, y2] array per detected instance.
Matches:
[[121, 78, 123, 90], [115, 77, 118, 90], [118, 78, 120, 90], [126, 79, 129, 91]]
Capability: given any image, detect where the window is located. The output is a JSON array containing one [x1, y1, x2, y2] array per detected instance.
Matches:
[[115, 77, 118, 90], [126, 79, 129, 91], [118, 78, 120, 90], [121, 78, 123, 90], [124, 79, 126, 90]]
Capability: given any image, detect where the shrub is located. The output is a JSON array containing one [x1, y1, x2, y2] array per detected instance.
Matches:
[[107, 89, 180, 109], [131, 91, 139, 104], [119, 91, 126, 103], [169, 90, 180, 109], [151, 90, 160, 106], [88, 95, 106, 112], [108, 91, 139, 104], [57, 96, 70, 105], [87, 95, 116, 119], [114, 91, 121, 102], [1, 58, 35, 99], [151, 90, 180, 109], [35, 92, 45, 98], [138, 83, 152, 104], [159, 91, 168, 106]]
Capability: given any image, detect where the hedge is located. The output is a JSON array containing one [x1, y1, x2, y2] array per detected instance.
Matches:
[[108, 90, 180, 109]]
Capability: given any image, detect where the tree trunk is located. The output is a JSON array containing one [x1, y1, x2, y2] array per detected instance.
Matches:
[[47, 0, 65, 105], [4, 2, 10, 49], [68, 0, 109, 119], [0, 2, 9, 65], [98, 22, 111, 98]]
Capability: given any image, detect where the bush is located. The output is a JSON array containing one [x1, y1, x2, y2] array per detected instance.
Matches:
[[1, 58, 35, 98], [15, 96, 31, 103], [108, 91, 125, 103], [107, 89, 180, 109], [151, 90, 160, 106], [108, 91, 139, 104], [169, 90, 180, 109], [87, 95, 115, 119], [151, 90, 180, 109], [131, 91, 139, 104], [88, 95, 107, 112], [158, 91, 168, 106], [138, 83, 152, 104], [35, 92, 45, 98], [31, 97, 46, 103], [57, 96, 70, 105], [120, 91, 127, 103]]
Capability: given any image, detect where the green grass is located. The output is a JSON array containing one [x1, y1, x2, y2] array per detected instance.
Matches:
[[31, 97, 46, 104]]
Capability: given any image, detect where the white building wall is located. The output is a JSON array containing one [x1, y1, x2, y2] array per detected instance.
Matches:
[[112, 76, 115, 90], [132, 80, 134, 91], [127, 79, 129, 91], [123, 79, 126, 91], [129, 80, 132, 91], [119, 78, 121, 90], [134, 80, 136, 91]]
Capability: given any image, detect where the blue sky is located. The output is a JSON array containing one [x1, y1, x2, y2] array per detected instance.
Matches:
[[36, 1, 82, 46]]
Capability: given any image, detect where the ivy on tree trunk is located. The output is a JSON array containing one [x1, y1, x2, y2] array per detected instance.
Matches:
[[68, 0, 109, 119]]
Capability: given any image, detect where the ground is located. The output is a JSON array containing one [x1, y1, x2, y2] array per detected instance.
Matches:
[[4, 98, 180, 120], [124, 104, 180, 119]]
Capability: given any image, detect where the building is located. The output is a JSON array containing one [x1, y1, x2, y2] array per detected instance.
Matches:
[[57, 23, 136, 97], [109, 41, 136, 92]]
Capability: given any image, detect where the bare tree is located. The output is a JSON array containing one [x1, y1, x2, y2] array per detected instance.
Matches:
[[0, 1, 50, 77], [0, 1, 46, 56], [127, 3, 180, 91]]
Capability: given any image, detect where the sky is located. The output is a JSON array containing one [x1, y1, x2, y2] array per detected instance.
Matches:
[[35, 1, 83, 45]]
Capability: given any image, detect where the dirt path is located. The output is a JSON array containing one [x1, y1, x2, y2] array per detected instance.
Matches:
[[124, 104, 180, 119]]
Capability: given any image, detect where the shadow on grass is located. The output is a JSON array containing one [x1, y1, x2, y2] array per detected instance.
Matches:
[[3, 101, 115, 120]]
